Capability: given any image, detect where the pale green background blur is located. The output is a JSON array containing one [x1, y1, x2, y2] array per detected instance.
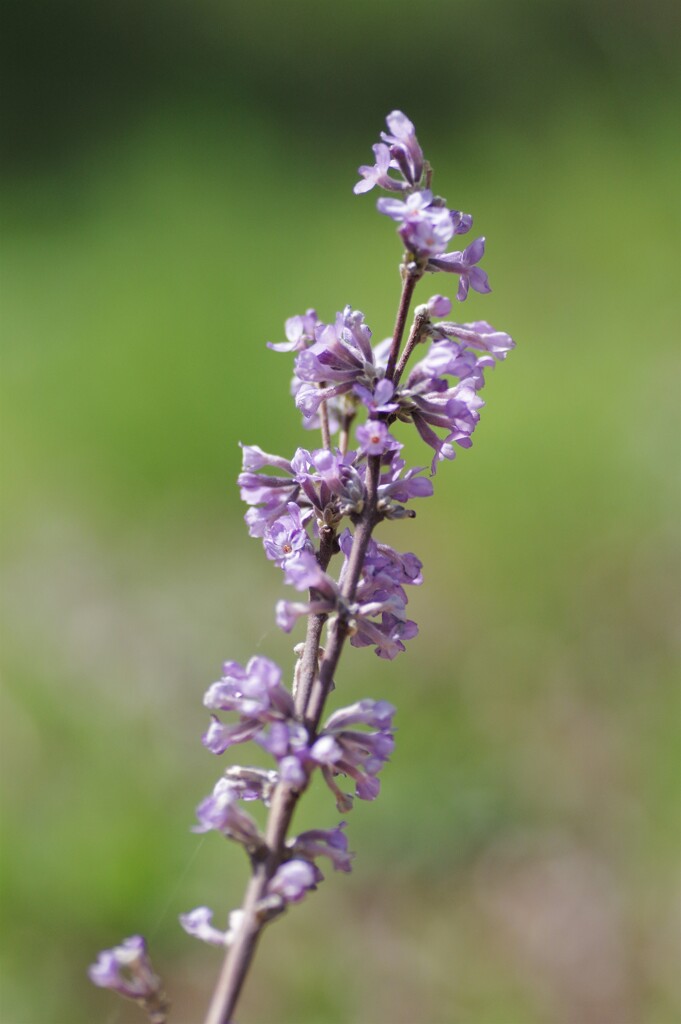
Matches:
[[1, 1, 679, 1022]]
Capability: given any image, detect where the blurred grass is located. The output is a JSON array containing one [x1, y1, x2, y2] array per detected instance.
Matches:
[[1, 84, 679, 1024]]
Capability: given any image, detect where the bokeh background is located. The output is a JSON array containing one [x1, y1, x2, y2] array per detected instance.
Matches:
[[1, 1, 679, 1022]]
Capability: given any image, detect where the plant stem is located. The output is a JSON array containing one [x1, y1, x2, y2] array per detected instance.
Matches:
[[384, 269, 420, 382], [319, 393, 331, 450], [393, 307, 429, 388]]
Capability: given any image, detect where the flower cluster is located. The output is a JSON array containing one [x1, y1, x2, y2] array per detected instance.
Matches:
[[355, 110, 491, 298], [88, 937, 168, 1023], [90, 110, 514, 1024]]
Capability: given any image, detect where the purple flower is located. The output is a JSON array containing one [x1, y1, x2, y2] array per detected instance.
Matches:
[[254, 718, 309, 762], [300, 448, 364, 512], [268, 859, 320, 904], [267, 309, 320, 353], [202, 715, 263, 754], [263, 503, 312, 568], [354, 142, 409, 195], [203, 656, 294, 721], [353, 378, 398, 416], [377, 190, 454, 258], [355, 112, 425, 194], [288, 822, 354, 873], [201, 655, 296, 761], [351, 613, 419, 660], [193, 777, 265, 851], [276, 549, 342, 633], [281, 548, 337, 595], [356, 420, 401, 457], [326, 532, 423, 659], [179, 906, 243, 947], [241, 444, 366, 541], [394, 349, 486, 472], [449, 210, 474, 236], [427, 237, 492, 301], [379, 110, 424, 187], [411, 338, 486, 389], [432, 320, 515, 361], [376, 455, 434, 518], [426, 294, 452, 318], [238, 444, 300, 538], [88, 936, 168, 1022], [324, 698, 396, 733], [222, 765, 278, 804], [294, 306, 379, 417], [317, 699, 396, 808]]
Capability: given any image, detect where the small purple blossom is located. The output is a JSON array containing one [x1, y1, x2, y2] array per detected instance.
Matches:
[[427, 237, 492, 301], [356, 420, 401, 457], [354, 111, 429, 195], [193, 777, 265, 851], [376, 455, 434, 517], [254, 717, 309, 764], [431, 319, 515, 360], [238, 444, 300, 538], [88, 936, 168, 1022], [449, 209, 474, 236], [294, 306, 379, 418], [268, 859, 320, 904], [179, 906, 243, 947], [204, 656, 292, 717], [317, 699, 396, 808], [267, 309, 320, 353], [276, 549, 341, 633], [353, 377, 398, 416], [263, 502, 312, 567], [201, 655, 297, 761], [393, 346, 487, 472], [426, 294, 452, 318], [288, 822, 354, 873], [222, 765, 278, 804], [377, 190, 455, 258], [354, 142, 408, 195], [379, 110, 424, 187]]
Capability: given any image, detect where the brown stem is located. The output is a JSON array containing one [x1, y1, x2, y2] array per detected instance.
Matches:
[[304, 458, 380, 732], [293, 528, 336, 717], [393, 308, 430, 388], [384, 270, 419, 382], [338, 410, 355, 458], [319, 399, 331, 451], [203, 784, 298, 1024]]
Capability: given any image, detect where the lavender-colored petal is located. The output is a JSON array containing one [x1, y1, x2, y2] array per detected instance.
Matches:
[[324, 699, 396, 732], [179, 907, 232, 947], [193, 778, 263, 848], [450, 210, 473, 235], [428, 294, 452, 317], [239, 443, 293, 474], [88, 935, 167, 1017], [356, 420, 402, 457], [463, 236, 486, 266], [268, 859, 319, 904], [202, 716, 262, 755], [468, 266, 492, 294], [309, 734, 343, 764], [289, 823, 354, 873], [456, 275, 470, 302]]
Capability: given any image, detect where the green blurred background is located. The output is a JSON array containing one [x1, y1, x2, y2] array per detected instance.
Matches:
[[1, 1, 679, 1021]]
